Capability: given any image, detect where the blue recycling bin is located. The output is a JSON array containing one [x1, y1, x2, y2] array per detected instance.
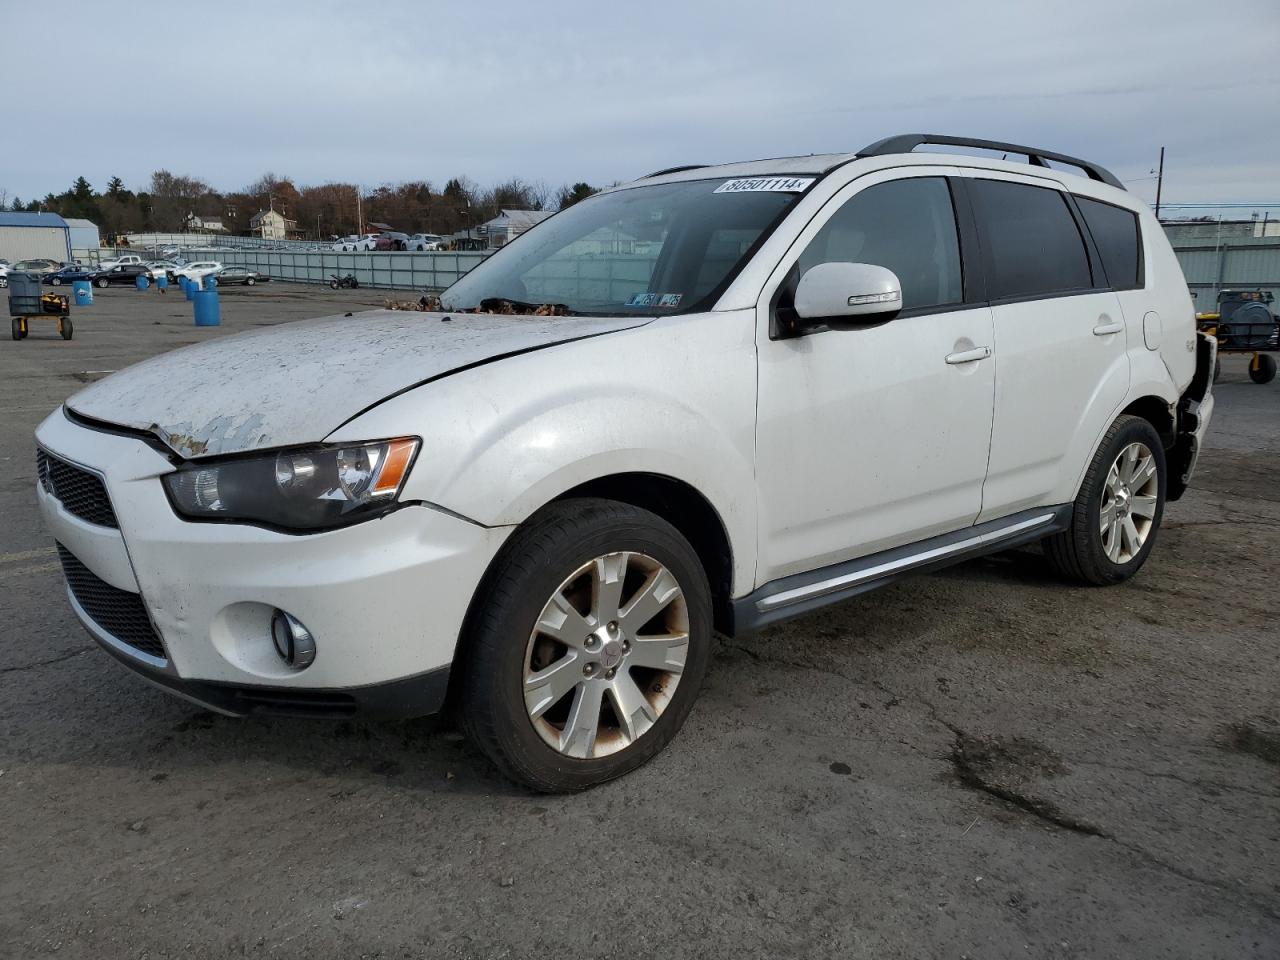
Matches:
[[156, 275, 169, 291], [72, 280, 93, 306], [193, 288, 220, 326], [205, 275, 218, 289], [184, 277, 197, 301], [135, 274, 149, 290]]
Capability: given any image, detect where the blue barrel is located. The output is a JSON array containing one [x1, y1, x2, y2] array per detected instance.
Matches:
[[193, 288, 220, 326], [205, 276, 218, 289], [135, 274, 149, 291], [72, 280, 93, 306], [184, 277, 197, 301], [156, 275, 169, 291]]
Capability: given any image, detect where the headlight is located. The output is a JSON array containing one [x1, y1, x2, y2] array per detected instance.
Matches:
[[162, 437, 419, 531]]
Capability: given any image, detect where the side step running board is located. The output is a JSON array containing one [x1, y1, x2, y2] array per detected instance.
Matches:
[[731, 505, 1072, 634]]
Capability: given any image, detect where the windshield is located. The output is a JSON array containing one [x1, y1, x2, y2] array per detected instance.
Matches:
[[440, 177, 809, 316]]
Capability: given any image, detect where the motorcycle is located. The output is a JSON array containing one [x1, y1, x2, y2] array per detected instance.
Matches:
[[329, 274, 360, 289]]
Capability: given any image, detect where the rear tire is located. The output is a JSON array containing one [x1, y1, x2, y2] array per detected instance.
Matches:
[[60, 318, 73, 340], [458, 498, 712, 793], [51, 277, 61, 285], [11, 318, 24, 340], [96, 278, 108, 288], [246, 277, 256, 286], [1043, 415, 1166, 586], [1249, 354, 1276, 384], [329, 280, 339, 289]]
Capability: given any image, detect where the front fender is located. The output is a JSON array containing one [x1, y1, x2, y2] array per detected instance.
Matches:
[[328, 313, 759, 595]]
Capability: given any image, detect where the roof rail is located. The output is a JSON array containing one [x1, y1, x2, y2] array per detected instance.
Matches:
[[856, 134, 1125, 191], [642, 164, 708, 179]]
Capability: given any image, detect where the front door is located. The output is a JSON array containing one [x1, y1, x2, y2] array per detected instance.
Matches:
[[755, 170, 996, 585]]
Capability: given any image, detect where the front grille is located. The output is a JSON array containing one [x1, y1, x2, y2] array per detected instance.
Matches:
[[56, 543, 166, 661], [37, 450, 118, 528]]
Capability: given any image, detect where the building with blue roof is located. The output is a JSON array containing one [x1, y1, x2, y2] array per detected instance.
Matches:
[[0, 212, 72, 264]]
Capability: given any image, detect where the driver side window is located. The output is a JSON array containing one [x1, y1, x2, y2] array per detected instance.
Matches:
[[797, 177, 964, 312]]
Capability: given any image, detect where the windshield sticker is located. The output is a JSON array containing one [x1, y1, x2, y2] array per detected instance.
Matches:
[[713, 177, 815, 194], [658, 294, 682, 308], [626, 293, 660, 307]]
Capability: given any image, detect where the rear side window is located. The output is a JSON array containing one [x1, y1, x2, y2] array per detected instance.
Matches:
[[969, 179, 1093, 300], [1076, 196, 1142, 290], [797, 177, 963, 311]]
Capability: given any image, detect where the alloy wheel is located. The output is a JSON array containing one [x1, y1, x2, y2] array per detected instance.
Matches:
[[523, 551, 689, 759], [1100, 441, 1159, 563]]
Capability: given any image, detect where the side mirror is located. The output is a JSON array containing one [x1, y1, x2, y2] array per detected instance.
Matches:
[[793, 262, 903, 325]]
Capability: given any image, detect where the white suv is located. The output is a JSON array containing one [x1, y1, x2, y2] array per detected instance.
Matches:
[[36, 135, 1214, 792]]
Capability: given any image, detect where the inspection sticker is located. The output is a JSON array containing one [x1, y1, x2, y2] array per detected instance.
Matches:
[[714, 176, 815, 194], [626, 293, 660, 307]]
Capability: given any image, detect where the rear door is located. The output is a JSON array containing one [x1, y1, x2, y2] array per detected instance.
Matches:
[[961, 173, 1129, 521]]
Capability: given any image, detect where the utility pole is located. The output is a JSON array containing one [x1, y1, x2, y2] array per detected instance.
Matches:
[[1154, 146, 1165, 220], [356, 186, 363, 235]]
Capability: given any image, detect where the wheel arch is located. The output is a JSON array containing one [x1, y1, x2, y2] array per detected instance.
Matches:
[[549, 472, 735, 635], [1119, 394, 1176, 448]]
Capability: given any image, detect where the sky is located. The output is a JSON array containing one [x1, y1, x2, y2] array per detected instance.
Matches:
[[4, 0, 1278, 216]]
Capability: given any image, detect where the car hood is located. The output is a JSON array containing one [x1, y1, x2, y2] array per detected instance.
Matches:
[[67, 309, 652, 458]]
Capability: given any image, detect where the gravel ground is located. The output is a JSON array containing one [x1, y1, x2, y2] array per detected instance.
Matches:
[[1, 283, 1276, 959]]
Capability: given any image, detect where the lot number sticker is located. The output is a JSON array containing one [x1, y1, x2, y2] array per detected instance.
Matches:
[[714, 177, 815, 194]]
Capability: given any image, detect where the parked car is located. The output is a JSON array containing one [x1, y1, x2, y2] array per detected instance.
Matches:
[[144, 261, 180, 281], [380, 232, 411, 250], [43, 265, 94, 285], [36, 134, 1215, 793], [216, 267, 270, 286], [173, 261, 223, 282], [351, 234, 381, 251], [87, 263, 151, 287], [0, 260, 9, 287], [10, 258, 60, 274], [405, 233, 444, 251], [330, 236, 360, 252], [371, 235, 398, 251], [98, 254, 144, 271]]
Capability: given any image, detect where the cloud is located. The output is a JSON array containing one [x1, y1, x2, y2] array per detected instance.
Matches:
[[3, 0, 1277, 210]]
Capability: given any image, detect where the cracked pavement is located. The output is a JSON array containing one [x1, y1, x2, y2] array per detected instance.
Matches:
[[0, 287, 1277, 959]]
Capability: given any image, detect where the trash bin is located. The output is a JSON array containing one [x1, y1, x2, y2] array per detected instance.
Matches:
[[5, 272, 42, 316], [193, 288, 220, 326], [72, 280, 93, 306], [135, 274, 149, 291], [184, 278, 197, 301], [155, 275, 168, 292]]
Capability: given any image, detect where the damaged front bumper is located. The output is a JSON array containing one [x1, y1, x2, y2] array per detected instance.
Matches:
[[1167, 331, 1217, 502]]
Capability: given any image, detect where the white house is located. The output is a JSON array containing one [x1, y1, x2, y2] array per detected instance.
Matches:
[[185, 213, 226, 232], [249, 209, 297, 241], [477, 209, 553, 248]]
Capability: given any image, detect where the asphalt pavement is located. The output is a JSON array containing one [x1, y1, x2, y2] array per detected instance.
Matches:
[[1, 283, 1276, 959]]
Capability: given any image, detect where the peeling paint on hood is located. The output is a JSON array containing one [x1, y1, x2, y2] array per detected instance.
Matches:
[[66, 309, 652, 458]]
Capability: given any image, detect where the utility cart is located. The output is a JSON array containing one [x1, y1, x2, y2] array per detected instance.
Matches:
[[1197, 289, 1278, 384], [7, 272, 72, 340]]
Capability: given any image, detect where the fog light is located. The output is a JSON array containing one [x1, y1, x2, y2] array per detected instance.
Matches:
[[270, 609, 316, 670]]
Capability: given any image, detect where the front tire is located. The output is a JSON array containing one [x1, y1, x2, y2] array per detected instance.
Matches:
[[51, 277, 61, 285], [1044, 415, 1166, 585], [96, 278, 109, 288], [246, 276, 256, 286], [459, 498, 712, 792]]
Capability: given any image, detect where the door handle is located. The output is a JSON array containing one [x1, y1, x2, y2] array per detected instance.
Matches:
[[1093, 320, 1125, 336], [945, 346, 992, 365]]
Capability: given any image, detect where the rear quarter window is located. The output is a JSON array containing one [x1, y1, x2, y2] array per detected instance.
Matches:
[[1075, 196, 1143, 291]]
